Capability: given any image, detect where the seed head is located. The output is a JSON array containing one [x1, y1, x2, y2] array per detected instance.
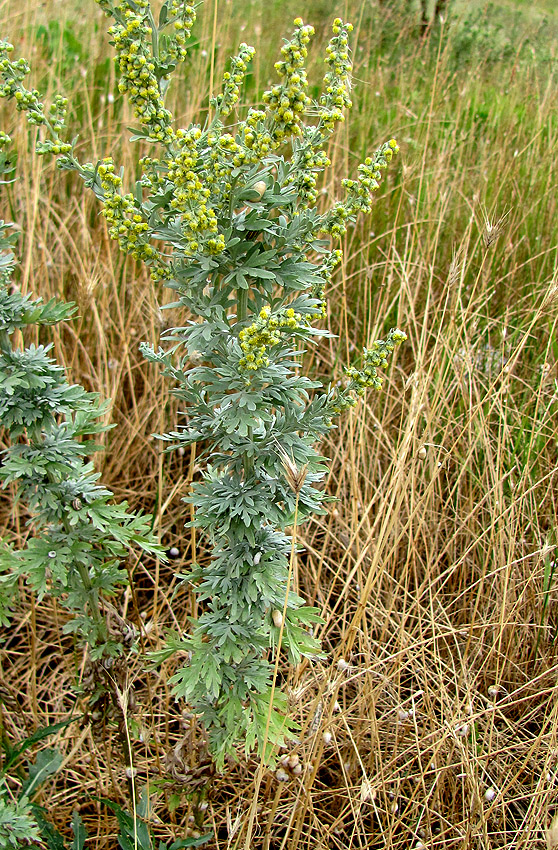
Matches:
[[360, 779, 376, 802], [480, 205, 510, 250], [275, 443, 308, 494]]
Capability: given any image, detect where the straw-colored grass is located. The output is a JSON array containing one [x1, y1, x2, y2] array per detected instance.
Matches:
[[1, 0, 557, 847]]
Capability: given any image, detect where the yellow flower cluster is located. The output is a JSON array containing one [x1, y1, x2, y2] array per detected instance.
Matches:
[[324, 139, 399, 236], [139, 155, 165, 193], [320, 19, 353, 132], [0, 42, 46, 126], [331, 328, 407, 413], [205, 131, 248, 207], [312, 248, 342, 317], [108, 1, 173, 144], [242, 109, 274, 159], [36, 139, 72, 156], [324, 202, 350, 238], [262, 18, 314, 143], [239, 306, 303, 371], [346, 329, 407, 394], [213, 43, 255, 117], [290, 128, 331, 206], [35, 94, 72, 156], [48, 94, 68, 132], [166, 128, 223, 254], [98, 157, 156, 262], [344, 138, 399, 215], [167, 0, 196, 62]]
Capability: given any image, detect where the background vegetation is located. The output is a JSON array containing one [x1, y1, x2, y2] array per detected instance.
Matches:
[[1, 0, 557, 846]]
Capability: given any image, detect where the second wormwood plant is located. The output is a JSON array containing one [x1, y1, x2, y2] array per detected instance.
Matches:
[[0, 1, 406, 765], [0, 139, 163, 667]]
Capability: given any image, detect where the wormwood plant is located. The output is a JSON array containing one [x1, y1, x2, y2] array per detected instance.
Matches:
[[0, 1, 406, 765], [0, 136, 163, 662], [0, 716, 80, 849]]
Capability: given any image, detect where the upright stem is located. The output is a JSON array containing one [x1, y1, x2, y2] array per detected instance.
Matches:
[[0, 330, 10, 355], [236, 286, 254, 477], [237, 286, 248, 323], [75, 560, 108, 645], [244, 493, 301, 849]]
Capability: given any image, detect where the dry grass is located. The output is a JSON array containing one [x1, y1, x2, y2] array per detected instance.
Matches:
[[1, 0, 558, 847]]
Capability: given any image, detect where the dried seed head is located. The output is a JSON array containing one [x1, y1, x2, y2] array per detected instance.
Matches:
[[542, 280, 558, 309], [546, 811, 558, 849], [275, 442, 308, 494], [360, 779, 376, 802], [480, 205, 510, 250], [447, 243, 466, 288]]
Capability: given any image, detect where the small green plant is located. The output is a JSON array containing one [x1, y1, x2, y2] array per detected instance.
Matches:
[[0, 788, 42, 849], [0, 1, 406, 766], [0, 716, 84, 849], [0, 135, 163, 660], [103, 790, 211, 850]]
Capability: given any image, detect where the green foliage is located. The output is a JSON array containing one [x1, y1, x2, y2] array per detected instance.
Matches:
[[103, 790, 211, 850], [0, 791, 42, 849], [0, 142, 164, 658], [0, 1, 405, 766], [447, 3, 555, 70], [0, 718, 82, 850]]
